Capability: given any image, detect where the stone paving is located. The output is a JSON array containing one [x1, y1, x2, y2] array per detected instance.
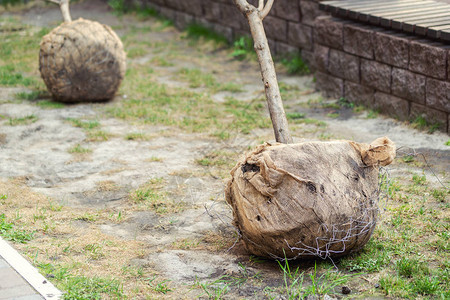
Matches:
[[0, 256, 43, 300]]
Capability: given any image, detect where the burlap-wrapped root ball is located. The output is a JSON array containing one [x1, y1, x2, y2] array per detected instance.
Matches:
[[225, 137, 395, 259], [39, 18, 126, 102]]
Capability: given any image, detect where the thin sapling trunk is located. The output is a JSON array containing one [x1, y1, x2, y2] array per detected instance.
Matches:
[[233, 0, 293, 144], [46, 0, 72, 22]]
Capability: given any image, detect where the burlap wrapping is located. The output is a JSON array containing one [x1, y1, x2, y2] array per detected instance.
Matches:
[[225, 137, 395, 259], [39, 18, 126, 102]]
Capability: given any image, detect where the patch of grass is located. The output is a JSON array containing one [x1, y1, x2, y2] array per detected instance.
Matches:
[[411, 116, 441, 133], [68, 144, 92, 154], [8, 114, 38, 126], [366, 109, 379, 119], [286, 112, 305, 120], [432, 188, 448, 202], [150, 56, 174, 67], [15, 90, 44, 101], [445, 140, 450, 146], [411, 173, 426, 185], [280, 53, 310, 75], [326, 112, 339, 119], [0, 64, 37, 87], [185, 23, 228, 45], [63, 275, 124, 299], [67, 118, 100, 130], [36, 100, 65, 109], [340, 239, 390, 272], [177, 68, 242, 92], [125, 132, 150, 141], [148, 277, 172, 294], [130, 178, 184, 214], [231, 36, 254, 60], [86, 130, 112, 142], [107, 0, 127, 15], [127, 46, 147, 58], [0, 213, 34, 243]]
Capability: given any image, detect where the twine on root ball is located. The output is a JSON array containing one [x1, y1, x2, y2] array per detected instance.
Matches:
[[225, 137, 396, 260], [39, 18, 126, 102]]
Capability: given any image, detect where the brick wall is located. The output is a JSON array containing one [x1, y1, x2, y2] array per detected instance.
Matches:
[[126, 0, 449, 133], [314, 16, 450, 133]]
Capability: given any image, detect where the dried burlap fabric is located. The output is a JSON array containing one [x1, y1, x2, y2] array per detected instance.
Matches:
[[225, 137, 395, 259], [39, 18, 126, 102]]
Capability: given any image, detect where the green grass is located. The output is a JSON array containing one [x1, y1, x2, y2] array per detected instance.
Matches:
[[68, 144, 92, 154], [125, 132, 150, 141], [177, 68, 242, 92], [67, 118, 100, 130], [8, 114, 38, 126], [36, 100, 65, 109], [411, 116, 441, 133], [15, 90, 45, 101], [0, 213, 34, 243], [231, 36, 254, 60], [185, 23, 228, 45], [280, 53, 310, 75]]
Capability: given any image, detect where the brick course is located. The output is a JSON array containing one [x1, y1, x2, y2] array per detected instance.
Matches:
[[373, 31, 409, 68], [391, 68, 425, 104], [361, 59, 391, 93]]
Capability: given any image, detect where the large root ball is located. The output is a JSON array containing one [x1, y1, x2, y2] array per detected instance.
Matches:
[[225, 137, 395, 259], [39, 18, 126, 102]]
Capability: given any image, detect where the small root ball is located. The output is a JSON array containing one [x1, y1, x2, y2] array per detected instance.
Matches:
[[39, 18, 126, 102]]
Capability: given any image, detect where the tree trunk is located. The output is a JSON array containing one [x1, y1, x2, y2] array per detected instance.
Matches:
[[233, 0, 293, 144]]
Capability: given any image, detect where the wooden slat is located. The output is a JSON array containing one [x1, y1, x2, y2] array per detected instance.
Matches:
[[391, 12, 450, 30], [336, 0, 427, 18], [441, 29, 450, 41], [379, 6, 450, 27], [354, 2, 440, 22], [415, 17, 450, 35], [320, 0, 450, 43], [402, 13, 450, 32], [427, 24, 450, 38]]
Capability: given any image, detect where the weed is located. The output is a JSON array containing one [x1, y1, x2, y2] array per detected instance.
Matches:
[[8, 114, 38, 126], [15, 90, 44, 101], [86, 130, 111, 142], [412, 173, 426, 185], [148, 276, 172, 294], [411, 275, 441, 295], [185, 23, 228, 45], [286, 112, 305, 120], [125, 132, 150, 141], [411, 116, 441, 133], [395, 257, 424, 277], [366, 109, 379, 119], [63, 275, 124, 299], [340, 239, 390, 272], [445, 140, 450, 146], [67, 118, 100, 130], [337, 97, 354, 108], [326, 112, 339, 119], [108, 0, 127, 15], [36, 100, 65, 109], [379, 275, 410, 298], [68, 144, 92, 154], [147, 156, 163, 162], [278, 258, 305, 299], [0, 213, 34, 243], [231, 36, 254, 60], [0, 65, 37, 87], [402, 155, 415, 163], [432, 189, 448, 202], [280, 53, 310, 75]]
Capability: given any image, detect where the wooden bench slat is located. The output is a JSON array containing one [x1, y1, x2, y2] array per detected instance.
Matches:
[[378, 6, 450, 27], [391, 12, 450, 30], [415, 17, 450, 34], [320, 0, 450, 43], [336, 0, 430, 18], [355, 2, 441, 22], [427, 24, 450, 38]]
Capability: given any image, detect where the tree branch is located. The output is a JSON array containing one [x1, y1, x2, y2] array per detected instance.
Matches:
[[45, 0, 72, 22], [258, 0, 264, 11], [260, 0, 274, 20]]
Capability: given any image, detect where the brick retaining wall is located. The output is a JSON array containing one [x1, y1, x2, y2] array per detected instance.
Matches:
[[314, 16, 450, 133], [126, 0, 449, 133]]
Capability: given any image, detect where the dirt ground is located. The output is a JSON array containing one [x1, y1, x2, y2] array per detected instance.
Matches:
[[0, 1, 449, 299]]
